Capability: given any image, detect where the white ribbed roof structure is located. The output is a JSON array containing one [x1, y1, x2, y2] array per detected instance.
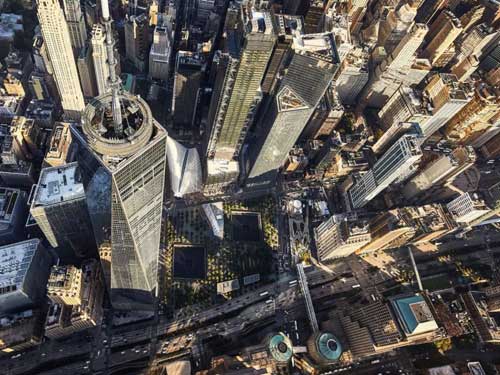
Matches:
[[166, 136, 202, 197]]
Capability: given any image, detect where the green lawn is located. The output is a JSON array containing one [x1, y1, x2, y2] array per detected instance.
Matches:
[[422, 274, 453, 291]]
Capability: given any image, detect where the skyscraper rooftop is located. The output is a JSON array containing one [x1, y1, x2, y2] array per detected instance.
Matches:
[[33, 163, 85, 206], [81, 92, 155, 162]]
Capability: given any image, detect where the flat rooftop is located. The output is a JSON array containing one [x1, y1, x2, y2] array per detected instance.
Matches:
[[0, 239, 39, 291], [33, 163, 85, 206], [0, 187, 21, 224]]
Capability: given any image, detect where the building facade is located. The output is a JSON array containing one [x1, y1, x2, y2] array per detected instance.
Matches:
[[349, 134, 422, 209], [149, 24, 172, 81], [204, 5, 276, 193], [314, 214, 371, 261], [0, 239, 52, 314], [36, 0, 85, 120], [30, 163, 96, 264], [61, 0, 87, 53], [71, 91, 167, 311], [247, 52, 337, 188]]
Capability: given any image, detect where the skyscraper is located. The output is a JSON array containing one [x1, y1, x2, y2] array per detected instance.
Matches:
[[91, 24, 109, 96], [378, 2, 419, 55], [172, 51, 203, 130], [77, 43, 98, 98], [246, 52, 337, 187], [71, 0, 168, 311], [124, 13, 149, 72], [444, 81, 500, 147], [402, 146, 476, 200], [149, 23, 172, 81], [348, 134, 423, 209], [36, 0, 85, 120], [61, 0, 87, 53], [419, 74, 472, 138], [30, 163, 96, 264], [314, 214, 371, 260], [335, 47, 369, 105], [422, 11, 463, 67], [204, 4, 276, 194], [363, 23, 429, 107], [378, 86, 430, 131]]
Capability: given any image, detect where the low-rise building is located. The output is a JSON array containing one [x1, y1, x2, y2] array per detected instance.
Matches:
[[45, 259, 104, 338], [0, 239, 52, 314], [447, 192, 491, 225], [0, 309, 46, 352], [390, 294, 439, 339], [43, 122, 74, 167]]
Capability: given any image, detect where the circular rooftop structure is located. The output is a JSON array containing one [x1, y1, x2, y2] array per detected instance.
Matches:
[[81, 91, 154, 158], [268, 333, 293, 363], [314, 332, 342, 362]]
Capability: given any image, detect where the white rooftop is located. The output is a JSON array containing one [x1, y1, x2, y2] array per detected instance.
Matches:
[[0, 239, 39, 290], [166, 136, 202, 198], [33, 163, 85, 206]]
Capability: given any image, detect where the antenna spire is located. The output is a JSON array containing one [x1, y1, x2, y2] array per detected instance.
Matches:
[[100, 0, 123, 135]]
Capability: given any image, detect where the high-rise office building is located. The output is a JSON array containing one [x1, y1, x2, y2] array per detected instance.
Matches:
[[378, 86, 430, 130], [419, 74, 472, 138], [451, 54, 480, 82], [77, 43, 98, 98], [301, 86, 344, 140], [456, 24, 500, 65], [72, 92, 168, 310], [172, 51, 203, 130], [36, 0, 85, 120], [379, 74, 472, 140], [415, 0, 447, 25], [348, 134, 422, 209], [124, 13, 149, 72], [303, 0, 324, 34], [61, 0, 87, 53], [444, 81, 500, 147], [372, 122, 419, 155], [360, 210, 416, 253], [361, 203, 455, 253], [447, 192, 491, 225], [377, 2, 419, 56], [204, 4, 275, 194], [363, 23, 429, 107], [314, 214, 371, 260], [422, 11, 463, 67], [386, 23, 428, 72], [459, 5, 485, 34], [246, 52, 337, 187], [149, 24, 172, 81], [70, 0, 167, 310], [43, 122, 74, 167], [90, 24, 109, 96], [45, 259, 104, 338], [0, 239, 52, 314], [32, 34, 52, 74], [402, 146, 476, 200], [196, 0, 215, 26], [335, 47, 369, 105], [260, 14, 301, 97], [30, 163, 96, 264]]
